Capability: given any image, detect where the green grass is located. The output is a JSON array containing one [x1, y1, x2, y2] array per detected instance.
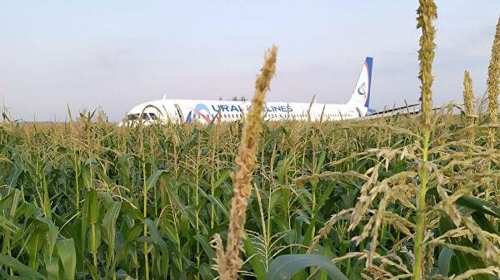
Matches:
[[0, 108, 498, 279]]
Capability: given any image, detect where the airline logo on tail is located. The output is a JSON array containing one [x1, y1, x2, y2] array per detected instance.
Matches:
[[357, 82, 367, 97]]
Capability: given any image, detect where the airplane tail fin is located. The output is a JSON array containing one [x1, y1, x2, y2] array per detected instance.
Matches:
[[347, 57, 373, 110]]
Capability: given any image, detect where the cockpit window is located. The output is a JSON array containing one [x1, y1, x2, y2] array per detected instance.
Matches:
[[127, 114, 140, 121], [126, 113, 157, 121]]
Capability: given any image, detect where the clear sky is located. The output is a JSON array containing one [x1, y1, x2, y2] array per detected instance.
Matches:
[[0, 1, 499, 122]]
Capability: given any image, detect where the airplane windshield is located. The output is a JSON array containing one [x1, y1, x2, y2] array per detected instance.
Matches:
[[126, 113, 158, 121], [127, 114, 140, 121]]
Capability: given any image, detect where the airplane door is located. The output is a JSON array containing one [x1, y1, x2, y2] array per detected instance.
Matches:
[[174, 104, 184, 123]]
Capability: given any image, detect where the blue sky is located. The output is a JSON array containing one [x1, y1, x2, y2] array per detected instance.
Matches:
[[0, 0, 499, 122]]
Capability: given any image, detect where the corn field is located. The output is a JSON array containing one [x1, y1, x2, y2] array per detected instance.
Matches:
[[1, 2, 500, 280], [1, 105, 499, 280]]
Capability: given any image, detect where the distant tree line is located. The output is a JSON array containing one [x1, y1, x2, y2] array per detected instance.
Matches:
[[219, 96, 248, 101]]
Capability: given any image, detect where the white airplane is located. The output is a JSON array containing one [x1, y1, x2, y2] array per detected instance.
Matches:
[[118, 57, 374, 126]]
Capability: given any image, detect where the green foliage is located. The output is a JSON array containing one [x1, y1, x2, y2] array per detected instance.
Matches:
[[266, 254, 349, 280], [0, 111, 499, 279]]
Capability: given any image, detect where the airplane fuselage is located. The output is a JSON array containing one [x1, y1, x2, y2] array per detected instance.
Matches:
[[121, 99, 366, 125], [119, 57, 374, 126]]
